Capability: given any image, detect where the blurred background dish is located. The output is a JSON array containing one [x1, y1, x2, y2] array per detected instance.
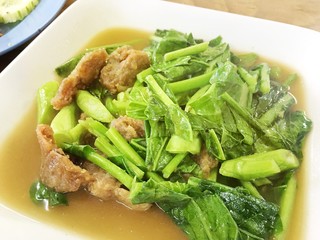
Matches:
[[0, 0, 66, 56]]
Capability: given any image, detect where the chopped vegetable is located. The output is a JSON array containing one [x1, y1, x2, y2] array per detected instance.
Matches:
[[29, 181, 68, 208], [275, 172, 297, 240], [37, 81, 59, 124], [219, 149, 299, 180], [76, 90, 114, 123], [130, 177, 280, 239]]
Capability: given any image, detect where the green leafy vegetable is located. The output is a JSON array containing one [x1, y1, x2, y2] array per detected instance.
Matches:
[[130, 177, 280, 240], [33, 28, 313, 240], [145, 75, 193, 141], [29, 181, 68, 207], [188, 177, 280, 239]]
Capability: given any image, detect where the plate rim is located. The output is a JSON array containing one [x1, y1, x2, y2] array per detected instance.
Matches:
[[0, 0, 319, 239]]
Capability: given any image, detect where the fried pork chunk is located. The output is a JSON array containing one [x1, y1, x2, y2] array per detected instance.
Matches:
[[36, 124, 93, 192], [194, 146, 219, 179], [83, 162, 122, 200], [110, 116, 145, 141], [36, 124, 150, 210], [100, 45, 150, 94], [83, 162, 152, 211], [51, 48, 108, 110]]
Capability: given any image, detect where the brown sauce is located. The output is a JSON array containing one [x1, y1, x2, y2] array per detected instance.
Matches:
[[0, 103, 187, 240], [0, 27, 308, 240]]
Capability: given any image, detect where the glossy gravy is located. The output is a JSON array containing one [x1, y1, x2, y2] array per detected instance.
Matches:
[[0, 28, 307, 240]]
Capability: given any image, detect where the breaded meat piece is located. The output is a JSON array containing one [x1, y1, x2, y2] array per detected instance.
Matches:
[[83, 162, 122, 200], [110, 116, 145, 141], [194, 146, 218, 179], [36, 124, 93, 192], [83, 162, 151, 211], [100, 45, 150, 95], [51, 48, 108, 110]]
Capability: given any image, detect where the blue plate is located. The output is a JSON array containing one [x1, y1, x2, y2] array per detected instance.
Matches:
[[0, 0, 66, 55]]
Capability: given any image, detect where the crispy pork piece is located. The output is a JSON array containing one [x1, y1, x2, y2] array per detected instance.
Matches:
[[100, 45, 150, 94], [51, 48, 108, 110], [194, 146, 219, 179], [83, 162, 122, 200], [36, 124, 93, 192], [83, 162, 151, 211], [110, 116, 145, 141]]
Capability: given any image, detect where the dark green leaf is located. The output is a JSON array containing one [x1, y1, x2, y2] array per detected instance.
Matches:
[[188, 177, 280, 239], [29, 181, 68, 207]]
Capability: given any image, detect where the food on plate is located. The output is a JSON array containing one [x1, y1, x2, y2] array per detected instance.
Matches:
[[31, 28, 312, 239], [0, 0, 40, 24]]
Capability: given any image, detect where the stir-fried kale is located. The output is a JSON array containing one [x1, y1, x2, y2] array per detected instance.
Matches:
[[34, 28, 312, 240]]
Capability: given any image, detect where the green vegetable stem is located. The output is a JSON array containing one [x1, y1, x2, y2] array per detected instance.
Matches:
[[219, 149, 299, 180], [275, 172, 297, 240], [168, 71, 214, 94], [50, 102, 79, 146], [162, 152, 188, 178], [80, 117, 145, 178], [106, 127, 146, 168], [76, 90, 114, 123], [62, 143, 134, 189], [37, 81, 59, 124], [164, 41, 209, 61]]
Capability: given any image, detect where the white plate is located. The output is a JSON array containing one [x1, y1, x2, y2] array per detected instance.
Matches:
[[0, 0, 319, 239], [0, 0, 66, 55]]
